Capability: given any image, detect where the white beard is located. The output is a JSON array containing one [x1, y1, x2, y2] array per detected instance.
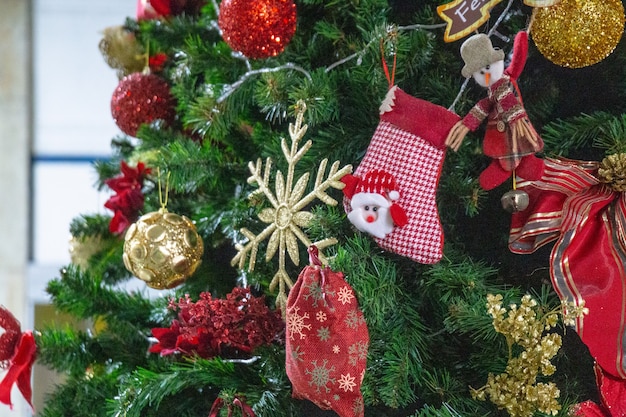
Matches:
[[347, 206, 395, 239]]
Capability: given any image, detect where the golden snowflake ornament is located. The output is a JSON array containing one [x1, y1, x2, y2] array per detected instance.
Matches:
[[231, 101, 352, 309]]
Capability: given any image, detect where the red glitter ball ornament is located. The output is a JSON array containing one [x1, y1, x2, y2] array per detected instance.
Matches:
[[111, 72, 176, 137], [218, 0, 297, 59]]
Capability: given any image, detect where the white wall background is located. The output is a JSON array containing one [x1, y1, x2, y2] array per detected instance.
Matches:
[[0, 1, 33, 416], [30, 0, 136, 296], [20, 1, 136, 416]]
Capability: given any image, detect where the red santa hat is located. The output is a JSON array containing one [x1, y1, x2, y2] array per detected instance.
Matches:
[[342, 170, 408, 227]]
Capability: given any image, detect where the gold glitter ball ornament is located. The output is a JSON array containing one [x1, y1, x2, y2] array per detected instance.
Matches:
[[598, 153, 626, 192], [123, 208, 203, 289], [531, 0, 625, 68]]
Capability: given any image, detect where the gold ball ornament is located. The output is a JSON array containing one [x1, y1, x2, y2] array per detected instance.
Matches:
[[123, 208, 204, 289], [531, 0, 625, 68]]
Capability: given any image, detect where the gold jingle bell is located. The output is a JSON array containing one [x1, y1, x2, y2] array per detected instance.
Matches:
[[123, 208, 204, 289], [501, 190, 529, 213]]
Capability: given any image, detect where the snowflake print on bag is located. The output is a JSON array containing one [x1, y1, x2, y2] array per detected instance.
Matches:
[[291, 345, 305, 363], [338, 374, 357, 392], [306, 359, 336, 394], [304, 279, 334, 308], [287, 307, 311, 340], [352, 398, 364, 416], [317, 327, 331, 342], [316, 311, 327, 322], [345, 310, 364, 329], [286, 246, 369, 417], [338, 286, 355, 305], [348, 341, 368, 366]]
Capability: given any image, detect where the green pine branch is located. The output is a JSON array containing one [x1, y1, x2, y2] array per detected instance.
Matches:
[[46, 265, 157, 324], [111, 351, 294, 417], [38, 372, 119, 417]]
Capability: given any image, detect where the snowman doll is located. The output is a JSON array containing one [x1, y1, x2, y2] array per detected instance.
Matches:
[[445, 31, 544, 191]]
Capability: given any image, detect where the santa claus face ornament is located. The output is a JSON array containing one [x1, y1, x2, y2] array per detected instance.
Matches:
[[349, 203, 395, 239], [344, 171, 407, 239]]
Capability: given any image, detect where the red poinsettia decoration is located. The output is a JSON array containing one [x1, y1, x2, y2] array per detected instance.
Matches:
[[209, 395, 256, 417], [150, 287, 284, 359], [148, 53, 168, 73], [104, 161, 151, 235]]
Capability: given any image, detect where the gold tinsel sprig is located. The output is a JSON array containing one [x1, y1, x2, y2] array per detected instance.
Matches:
[[471, 294, 588, 417], [598, 153, 626, 192], [98, 26, 146, 79]]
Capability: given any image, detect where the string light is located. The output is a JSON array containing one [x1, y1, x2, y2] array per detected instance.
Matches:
[[205, 0, 516, 119], [204, 18, 448, 109]]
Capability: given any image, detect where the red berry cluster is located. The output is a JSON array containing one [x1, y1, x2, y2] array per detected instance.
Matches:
[[150, 287, 284, 359]]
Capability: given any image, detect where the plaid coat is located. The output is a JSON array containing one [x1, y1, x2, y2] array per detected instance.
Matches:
[[461, 31, 543, 171]]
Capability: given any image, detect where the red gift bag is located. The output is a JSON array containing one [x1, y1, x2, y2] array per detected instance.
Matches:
[[285, 247, 369, 417]]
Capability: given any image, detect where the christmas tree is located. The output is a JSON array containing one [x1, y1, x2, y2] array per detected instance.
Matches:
[[12, 0, 626, 416]]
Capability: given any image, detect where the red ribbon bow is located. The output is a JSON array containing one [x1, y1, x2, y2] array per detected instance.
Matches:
[[208, 396, 256, 417], [572, 364, 626, 416], [0, 306, 36, 410], [509, 158, 626, 377], [509, 158, 626, 414]]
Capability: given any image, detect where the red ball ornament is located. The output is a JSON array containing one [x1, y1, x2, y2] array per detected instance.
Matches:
[[111, 72, 176, 137], [218, 0, 297, 59]]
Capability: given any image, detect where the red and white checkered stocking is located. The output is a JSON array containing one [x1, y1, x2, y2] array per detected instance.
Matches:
[[343, 86, 460, 264]]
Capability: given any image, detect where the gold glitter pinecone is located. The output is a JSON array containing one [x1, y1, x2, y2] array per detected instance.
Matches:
[[598, 153, 626, 192]]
